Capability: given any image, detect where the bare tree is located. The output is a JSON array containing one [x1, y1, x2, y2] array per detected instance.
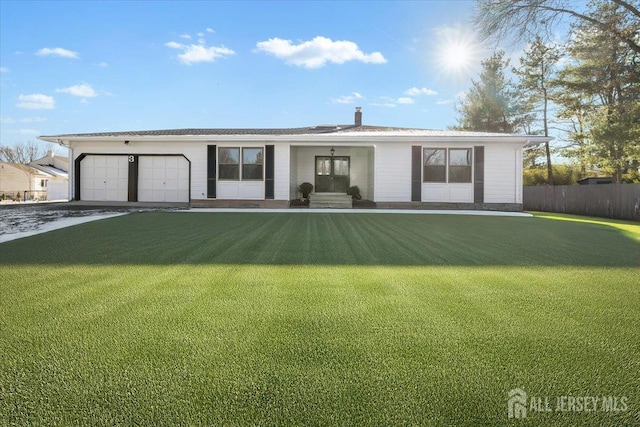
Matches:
[[0, 141, 49, 164], [473, 0, 640, 54]]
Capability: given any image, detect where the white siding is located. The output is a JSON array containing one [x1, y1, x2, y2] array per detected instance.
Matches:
[[422, 183, 473, 202], [367, 148, 375, 201], [46, 180, 69, 200], [374, 143, 411, 202], [484, 143, 521, 203], [289, 145, 299, 199], [274, 144, 290, 200]]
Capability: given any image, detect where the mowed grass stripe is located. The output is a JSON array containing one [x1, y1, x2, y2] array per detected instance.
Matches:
[[1, 265, 638, 425], [1, 212, 638, 266], [1, 212, 638, 425]]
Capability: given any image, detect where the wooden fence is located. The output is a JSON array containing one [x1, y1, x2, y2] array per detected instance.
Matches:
[[523, 183, 640, 221]]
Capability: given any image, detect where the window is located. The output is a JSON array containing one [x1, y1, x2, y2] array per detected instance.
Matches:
[[218, 147, 264, 181], [423, 148, 472, 183], [218, 148, 239, 180], [40, 179, 48, 188], [423, 149, 446, 182], [448, 149, 472, 183], [242, 148, 263, 180]]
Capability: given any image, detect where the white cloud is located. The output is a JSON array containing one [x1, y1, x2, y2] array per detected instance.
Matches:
[[179, 34, 192, 39], [56, 83, 98, 98], [255, 36, 386, 68], [405, 87, 438, 96], [206, 28, 215, 33], [16, 94, 55, 109], [36, 47, 78, 59], [94, 61, 109, 67], [332, 92, 364, 104], [396, 97, 415, 105], [0, 67, 9, 73], [165, 40, 235, 65], [371, 102, 397, 108]]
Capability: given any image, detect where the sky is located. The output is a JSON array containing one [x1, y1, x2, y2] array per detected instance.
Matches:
[[1, 0, 504, 150]]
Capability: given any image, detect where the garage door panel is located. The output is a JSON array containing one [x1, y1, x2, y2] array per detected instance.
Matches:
[[138, 156, 189, 202], [80, 155, 128, 201]]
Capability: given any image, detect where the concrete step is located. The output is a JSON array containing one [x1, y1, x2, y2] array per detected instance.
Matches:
[[310, 193, 352, 201], [309, 200, 353, 209], [309, 193, 353, 209]]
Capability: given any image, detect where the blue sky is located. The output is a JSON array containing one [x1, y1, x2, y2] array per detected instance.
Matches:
[[1, 0, 501, 148]]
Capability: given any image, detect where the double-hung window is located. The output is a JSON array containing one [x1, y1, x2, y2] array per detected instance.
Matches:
[[219, 148, 240, 180], [219, 147, 264, 181], [423, 149, 447, 182], [242, 148, 263, 180], [423, 148, 472, 183], [448, 149, 472, 183]]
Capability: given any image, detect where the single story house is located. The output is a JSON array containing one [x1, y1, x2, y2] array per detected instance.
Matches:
[[29, 151, 70, 200], [0, 162, 52, 200], [38, 108, 550, 210]]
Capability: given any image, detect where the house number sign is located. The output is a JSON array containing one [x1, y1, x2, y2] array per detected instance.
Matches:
[[128, 155, 135, 163]]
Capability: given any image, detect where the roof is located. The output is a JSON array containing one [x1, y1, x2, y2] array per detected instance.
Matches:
[[1, 162, 54, 177], [39, 124, 549, 142]]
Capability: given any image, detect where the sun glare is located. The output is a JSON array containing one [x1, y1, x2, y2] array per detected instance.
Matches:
[[433, 26, 482, 82]]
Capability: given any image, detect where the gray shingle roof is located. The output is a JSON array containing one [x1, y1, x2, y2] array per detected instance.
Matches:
[[40, 125, 432, 139]]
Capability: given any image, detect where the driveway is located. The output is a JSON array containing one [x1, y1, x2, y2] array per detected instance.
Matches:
[[0, 203, 163, 243]]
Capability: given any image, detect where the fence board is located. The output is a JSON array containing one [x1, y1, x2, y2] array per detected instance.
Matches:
[[523, 183, 640, 221]]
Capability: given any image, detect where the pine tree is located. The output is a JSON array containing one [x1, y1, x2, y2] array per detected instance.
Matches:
[[514, 37, 561, 184], [454, 51, 521, 133]]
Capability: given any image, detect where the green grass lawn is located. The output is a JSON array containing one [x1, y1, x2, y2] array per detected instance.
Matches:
[[1, 212, 638, 425]]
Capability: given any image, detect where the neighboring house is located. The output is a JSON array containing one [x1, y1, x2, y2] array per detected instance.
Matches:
[[0, 151, 69, 201], [29, 151, 70, 200], [38, 109, 550, 210], [0, 162, 52, 200]]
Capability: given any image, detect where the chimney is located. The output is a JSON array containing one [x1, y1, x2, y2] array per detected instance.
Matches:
[[354, 107, 362, 126]]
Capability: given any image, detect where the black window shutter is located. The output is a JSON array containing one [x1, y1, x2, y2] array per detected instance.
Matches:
[[265, 145, 274, 199], [207, 145, 216, 198], [411, 146, 421, 201], [474, 146, 484, 203]]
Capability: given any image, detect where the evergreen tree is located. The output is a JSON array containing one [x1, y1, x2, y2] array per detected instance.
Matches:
[[514, 37, 561, 184], [454, 51, 521, 133]]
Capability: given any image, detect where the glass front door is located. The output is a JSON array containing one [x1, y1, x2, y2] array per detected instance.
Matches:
[[315, 156, 350, 192]]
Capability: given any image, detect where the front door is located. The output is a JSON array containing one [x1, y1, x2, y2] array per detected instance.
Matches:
[[315, 156, 350, 192]]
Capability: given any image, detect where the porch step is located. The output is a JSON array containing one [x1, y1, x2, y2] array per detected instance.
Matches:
[[309, 193, 353, 209]]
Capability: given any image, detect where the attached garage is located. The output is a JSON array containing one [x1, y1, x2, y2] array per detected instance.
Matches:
[[138, 156, 189, 203], [79, 155, 128, 201]]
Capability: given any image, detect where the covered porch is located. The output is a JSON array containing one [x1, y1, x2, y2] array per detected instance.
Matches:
[[289, 145, 375, 201]]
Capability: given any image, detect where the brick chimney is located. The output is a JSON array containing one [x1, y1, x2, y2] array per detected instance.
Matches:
[[354, 107, 362, 126]]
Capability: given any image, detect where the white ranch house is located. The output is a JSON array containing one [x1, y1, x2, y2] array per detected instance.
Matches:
[[39, 109, 549, 210]]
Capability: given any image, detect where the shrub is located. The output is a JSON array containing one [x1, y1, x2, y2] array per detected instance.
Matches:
[[346, 186, 362, 200], [299, 182, 314, 198]]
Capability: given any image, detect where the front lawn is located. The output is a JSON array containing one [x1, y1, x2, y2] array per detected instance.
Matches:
[[1, 212, 638, 425]]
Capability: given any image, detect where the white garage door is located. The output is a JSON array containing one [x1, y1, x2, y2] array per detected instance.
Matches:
[[138, 156, 189, 202], [80, 155, 128, 201]]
